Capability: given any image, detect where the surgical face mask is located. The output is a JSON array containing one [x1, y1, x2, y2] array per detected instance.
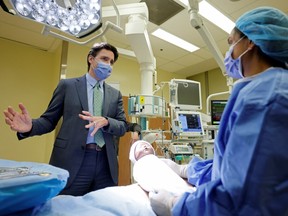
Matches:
[[93, 60, 112, 80], [224, 37, 250, 79]]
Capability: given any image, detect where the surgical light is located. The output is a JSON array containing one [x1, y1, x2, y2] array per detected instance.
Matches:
[[5, 0, 102, 38]]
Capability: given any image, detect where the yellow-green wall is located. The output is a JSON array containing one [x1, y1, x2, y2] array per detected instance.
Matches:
[[66, 43, 187, 98], [188, 68, 229, 114], [0, 39, 186, 163], [0, 38, 61, 162], [0, 37, 231, 163]]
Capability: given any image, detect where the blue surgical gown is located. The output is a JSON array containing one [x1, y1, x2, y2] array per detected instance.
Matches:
[[173, 67, 288, 216]]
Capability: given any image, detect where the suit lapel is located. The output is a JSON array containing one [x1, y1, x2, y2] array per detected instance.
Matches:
[[75, 75, 89, 111], [103, 82, 110, 116]]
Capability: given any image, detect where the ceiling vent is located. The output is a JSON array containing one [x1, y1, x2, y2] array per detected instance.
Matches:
[[140, 0, 184, 25]]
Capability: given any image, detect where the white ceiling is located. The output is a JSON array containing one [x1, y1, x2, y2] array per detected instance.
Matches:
[[0, 0, 287, 77]]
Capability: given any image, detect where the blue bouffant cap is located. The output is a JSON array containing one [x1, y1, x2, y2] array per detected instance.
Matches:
[[236, 7, 288, 63]]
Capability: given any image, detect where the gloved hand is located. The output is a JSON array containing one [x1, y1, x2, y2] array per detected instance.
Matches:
[[161, 158, 188, 178], [149, 190, 179, 216]]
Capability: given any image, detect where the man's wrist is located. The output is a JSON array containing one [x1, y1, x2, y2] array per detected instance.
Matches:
[[103, 117, 109, 128]]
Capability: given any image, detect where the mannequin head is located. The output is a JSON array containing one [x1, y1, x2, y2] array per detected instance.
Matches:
[[129, 140, 155, 163]]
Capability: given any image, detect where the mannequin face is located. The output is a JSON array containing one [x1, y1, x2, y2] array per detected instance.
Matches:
[[134, 141, 154, 161]]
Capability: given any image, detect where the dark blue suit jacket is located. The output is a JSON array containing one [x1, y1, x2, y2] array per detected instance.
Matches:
[[18, 75, 127, 187]]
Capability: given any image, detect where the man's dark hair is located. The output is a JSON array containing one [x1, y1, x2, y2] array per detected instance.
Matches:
[[87, 42, 119, 71]]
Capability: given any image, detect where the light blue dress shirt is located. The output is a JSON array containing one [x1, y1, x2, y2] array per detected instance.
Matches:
[[85, 73, 104, 144]]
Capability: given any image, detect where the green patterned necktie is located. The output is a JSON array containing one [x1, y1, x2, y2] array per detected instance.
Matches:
[[93, 82, 105, 147]]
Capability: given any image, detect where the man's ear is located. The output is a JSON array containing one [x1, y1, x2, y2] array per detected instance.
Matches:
[[88, 55, 94, 63]]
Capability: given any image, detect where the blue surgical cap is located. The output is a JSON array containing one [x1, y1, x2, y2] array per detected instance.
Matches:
[[236, 7, 288, 63]]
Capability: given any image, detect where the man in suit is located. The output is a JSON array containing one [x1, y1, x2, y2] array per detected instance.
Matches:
[[3, 42, 127, 196]]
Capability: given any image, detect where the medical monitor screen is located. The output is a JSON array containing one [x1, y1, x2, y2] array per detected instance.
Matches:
[[178, 113, 202, 132], [211, 100, 228, 125], [170, 79, 202, 110], [173, 111, 204, 137]]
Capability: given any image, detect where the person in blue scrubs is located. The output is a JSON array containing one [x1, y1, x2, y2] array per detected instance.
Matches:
[[149, 7, 288, 216]]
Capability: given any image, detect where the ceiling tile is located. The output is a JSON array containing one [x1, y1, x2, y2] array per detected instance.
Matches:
[[157, 61, 187, 73]]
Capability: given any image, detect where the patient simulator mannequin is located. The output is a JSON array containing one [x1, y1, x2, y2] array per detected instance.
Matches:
[[129, 140, 195, 196]]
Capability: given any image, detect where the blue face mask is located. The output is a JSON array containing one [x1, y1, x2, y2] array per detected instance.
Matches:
[[93, 61, 112, 80], [224, 37, 250, 79]]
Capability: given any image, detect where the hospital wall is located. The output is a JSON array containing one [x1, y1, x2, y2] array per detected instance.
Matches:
[[0, 38, 188, 163], [65, 42, 188, 99], [0, 37, 61, 163], [188, 69, 230, 114], [0, 37, 228, 164]]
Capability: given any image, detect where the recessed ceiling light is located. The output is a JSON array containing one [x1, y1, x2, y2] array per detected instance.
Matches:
[[178, 0, 235, 33], [151, 28, 200, 52]]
